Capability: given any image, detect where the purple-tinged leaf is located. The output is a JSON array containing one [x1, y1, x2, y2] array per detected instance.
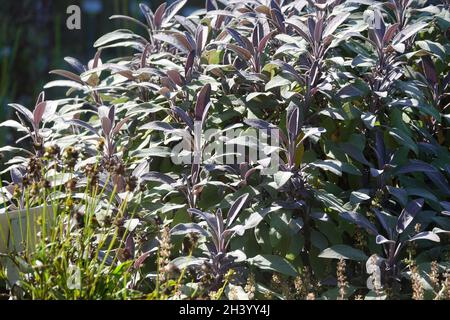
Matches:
[[286, 18, 310, 41], [226, 193, 249, 229], [64, 57, 86, 73], [288, 107, 299, 143], [258, 31, 274, 53], [226, 43, 253, 61], [141, 171, 176, 185], [408, 231, 440, 242], [373, 208, 394, 238], [139, 3, 154, 27], [49, 69, 83, 83], [171, 106, 194, 130], [226, 28, 248, 50], [373, 10, 385, 45], [272, 60, 303, 83], [307, 17, 316, 41], [185, 50, 195, 78], [396, 198, 424, 234], [188, 208, 220, 248], [386, 186, 408, 207], [392, 21, 427, 44], [206, 0, 218, 11], [341, 211, 378, 235], [421, 56, 438, 86], [33, 101, 47, 126], [184, 31, 197, 52], [196, 25, 208, 54], [244, 118, 277, 131], [252, 24, 259, 48], [124, 233, 135, 259], [396, 159, 437, 174], [314, 17, 324, 44], [112, 117, 129, 136], [383, 23, 399, 45], [270, 0, 282, 12], [191, 163, 200, 184], [154, 33, 191, 53], [141, 44, 151, 68], [373, 129, 386, 168], [35, 91, 45, 106], [167, 70, 184, 86], [154, 2, 167, 29], [162, 0, 187, 27], [99, 106, 113, 136], [108, 105, 115, 124], [271, 8, 286, 33], [134, 249, 157, 269], [92, 50, 102, 69], [323, 13, 350, 38], [195, 84, 211, 122], [376, 234, 395, 244]]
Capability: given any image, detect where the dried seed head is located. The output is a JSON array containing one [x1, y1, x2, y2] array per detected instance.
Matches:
[[337, 258, 348, 300], [430, 261, 440, 293], [244, 273, 256, 300], [411, 264, 424, 300], [414, 223, 421, 234], [158, 225, 172, 283], [44, 144, 61, 159]]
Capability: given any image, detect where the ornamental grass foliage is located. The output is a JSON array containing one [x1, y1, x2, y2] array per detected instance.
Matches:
[[0, 0, 449, 300]]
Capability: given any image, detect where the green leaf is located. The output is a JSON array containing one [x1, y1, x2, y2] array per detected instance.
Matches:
[[389, 128, 418, 155], [265, 75, 291, 91], [94, 29, 142, 47], [273, 171, 292, 189], [248, 254, 298, 277], [318, 245, 368, 261]]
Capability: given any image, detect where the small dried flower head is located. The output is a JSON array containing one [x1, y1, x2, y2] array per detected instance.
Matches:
[[337, 258, 349, 300], [414, 223, 422, 234], [63, 146, 79, 168], [27, 157, 42, 176], [96, 138, 105, 152], [244, 273, 256, 300], [125, 176, 138, 192], [271, 273, 282, 291], [43, 144, 61, 159], [65, 196, 74, 211], [39, 179, 51, 190], [12, 184, 22, 199], [65, 178, 77, 192], [30, 182, 39, 197], [430, 261, 440, 292], [208, 290, 218, 300], [411, 264, 424, 300], [158, 225, 172, 283], [114, 162, 125, 176], [228, 286, 239, 300]]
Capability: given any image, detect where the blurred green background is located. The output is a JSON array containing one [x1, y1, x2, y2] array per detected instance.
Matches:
[[0, 0, 202, 148]]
